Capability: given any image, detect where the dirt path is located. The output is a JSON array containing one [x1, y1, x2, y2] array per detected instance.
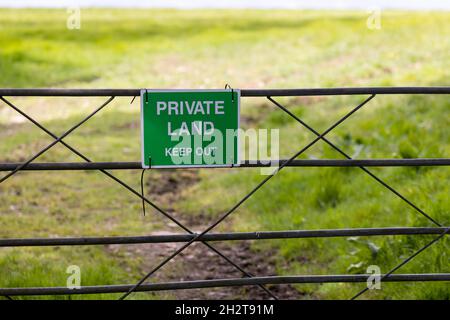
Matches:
[[109, 168, 302, 299]]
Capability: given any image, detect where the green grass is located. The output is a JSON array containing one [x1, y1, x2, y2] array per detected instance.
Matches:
[[0, 8, 448, 299]]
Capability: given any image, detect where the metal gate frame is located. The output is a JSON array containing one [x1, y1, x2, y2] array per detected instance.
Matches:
[[0, 87, 448, 300]]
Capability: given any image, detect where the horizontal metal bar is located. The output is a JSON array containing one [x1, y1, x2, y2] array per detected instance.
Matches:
[[0, 159, 448, 172], [0, 162, 141, 171], [0, 88, 139, 97], [1, 227, 447, 247], [1, 274, 448, 296], [0, 87, 449, 97]]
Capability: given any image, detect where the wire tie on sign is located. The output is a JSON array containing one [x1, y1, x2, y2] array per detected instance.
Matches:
[[140, 169, 146, 217], [130, 95, 137, 104], [225, 83, 234, 103]]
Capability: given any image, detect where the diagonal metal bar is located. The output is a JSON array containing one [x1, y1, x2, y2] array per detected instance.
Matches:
[[0, 97, 186, 232], [0, 96, 115, 185], [138, 168, 277, 299], [119, 94, 376, 299], [1, 158, 450, 171], [351, 227, 449, 300], [1, 87, 449, 97], [267, 96, 442, 227], [1, 97, 277, 300], [268, 96, 448, 300], [0, 97, 278, 300], [1, 273, 449, 296], [269, 93, 447, 300]]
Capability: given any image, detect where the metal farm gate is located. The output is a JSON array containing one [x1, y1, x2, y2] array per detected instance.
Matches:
[[0, 87, 449, 300]]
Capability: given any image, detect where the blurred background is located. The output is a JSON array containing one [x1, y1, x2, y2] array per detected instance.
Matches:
[[0, 0, 448, 300]]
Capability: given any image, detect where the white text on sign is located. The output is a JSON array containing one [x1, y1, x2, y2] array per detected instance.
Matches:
[[157, 101, 225, 136]]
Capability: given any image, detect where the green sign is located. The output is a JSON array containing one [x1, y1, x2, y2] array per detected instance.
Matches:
[[141, 90, 240, 168]]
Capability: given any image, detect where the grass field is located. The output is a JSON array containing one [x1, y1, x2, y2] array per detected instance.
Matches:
[[0, 9, 448, 299]]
